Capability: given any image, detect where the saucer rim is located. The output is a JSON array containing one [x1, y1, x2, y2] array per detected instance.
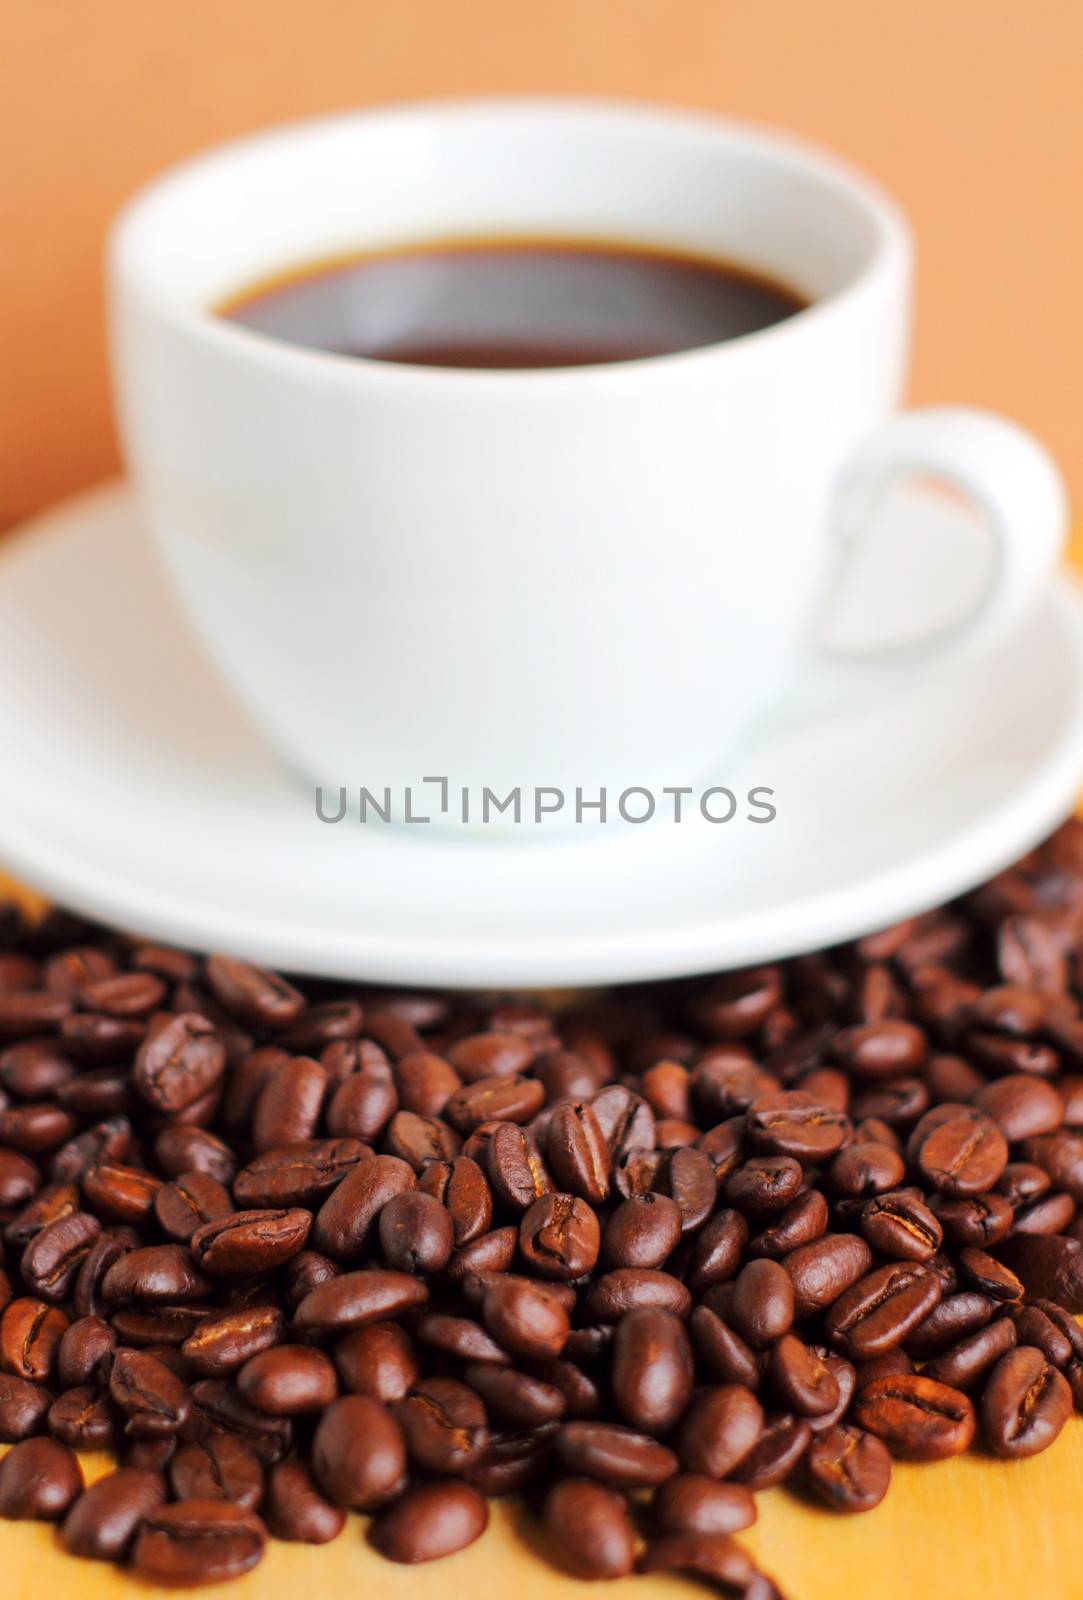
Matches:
[[1, 481, 1081, 989]]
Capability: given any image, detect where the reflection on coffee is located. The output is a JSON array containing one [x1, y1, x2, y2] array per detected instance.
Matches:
[[218, 237, 807, 369]]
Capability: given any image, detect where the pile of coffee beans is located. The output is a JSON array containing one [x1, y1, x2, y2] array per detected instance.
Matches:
[[4, 824, 1083, 1595]]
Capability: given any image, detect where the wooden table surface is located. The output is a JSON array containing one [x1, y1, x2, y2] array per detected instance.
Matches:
[[5, 537, 1083, 1598]]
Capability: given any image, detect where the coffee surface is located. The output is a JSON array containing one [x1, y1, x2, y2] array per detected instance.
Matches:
[[219, 238, 806, 368]]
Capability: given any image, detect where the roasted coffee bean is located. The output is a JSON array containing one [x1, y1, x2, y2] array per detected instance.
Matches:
[[326, 1068, 398, 1142], [20, 1211, 100, 1302], [0, 1372, 52, 1440], [252, 1057, 327, 1151], [233, 1138, 368, 1208], [583, 1268, 692, 1323], [932, 1192, 1015, 1248], [1009, 1304, 1073, 1367], [604, 1192, 683, 1269], [371, 1480, 489, 1564], [924, 1316, 1019, 1390], [684, 1208, 750, 1287], [396, 1374, 489, 1474], [909, 1104, 1009, 1196], [109, 1347, 190, 1436], [0, 992, 71, 1041], [154, 1125, 236, 1183], [547, 1100, 611, 1202], [6, 1179, 79, 1248], [747, 1190, 828, 1260], [825, 1263, 942, 1359], [188, 1379, 293, 1464], [805, 1423, 891, 1512], [481, 1275, 569, 1361], [973, 1074, 1065, 1141], [48, 1384, 115, 1449], [190, 1207, 312, 1276], [689, 1306, 761, 1390], [417, 1313, 509, 1365], [556, 1421, 678, 1486], [73, 1227, 136, 1319], [0, 1102, 77, 1153], [746, 1090, 849, 1162], [133, 1014, 226, 1114], [264, 1457, 345, 1544], [394, 1051, 461, 1117], [653, 1474, 757, 1535], [0, 1295, 69, 1379], [204, 953, 304, 1029], [729, 1258, 795, 1348], [661, 1145, 717, 1231], [906, 1291, 998, 1357], [154, 1171, 234, 1243], [0, 1435, 83, 1519], [859, 1189, 942, 1262], [610, 1307, 694, 1433], [542, 1478, 636, 1578], [169, 1435, 265, 1509], [519, 1192, 600, 1280], [82, 1163, 160, 1223], [640, 1530, 773, 1594], [724, 1155, 804, 1214], [731, 1411, 812, 1489], [61, 1468, 167, 1560], [999, 1234, 1083, 1310], [310, 1394, 406, 1509], [957, 1245, 1023, 1302], [468, 1424, 558, 1495], [447, 1226, 519, 1280], [102, 1244, 209, 1304], [294, 1269, 429, 1332], [418, 1154, 492, 1243], [782, 1233, 873, 1316], [179, 1304, 283, 1376], [237, 1345, 338, 1414], [484, 1122, 551, 1211], [313, 1153, 415, 1259], [448, 1031, 534, 1082], [132, 1500, 267, 1584], [465, 1362, 564, 1426], [81, 972, 166, 1018], [335, 1322, 419, 1401], [677, 1383, 764, 1478], [379, 1190, 455, 1275], [770, 1334, 841, 1416], [827, 1141, 905, 1197], [981, 1345, 1073, 1458], [0, 1148, 40, 1210], [833, 1020, 926, 1078], [854, 1373, 976, 1460]]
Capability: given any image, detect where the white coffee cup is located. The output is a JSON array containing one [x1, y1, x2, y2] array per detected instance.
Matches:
[[110, 99, 1066, 815]]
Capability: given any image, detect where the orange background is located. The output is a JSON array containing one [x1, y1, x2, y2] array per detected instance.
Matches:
[[2, 0, 1081, 526]]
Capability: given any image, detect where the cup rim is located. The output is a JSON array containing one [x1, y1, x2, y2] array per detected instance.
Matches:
[[110, 95, 913, 391]]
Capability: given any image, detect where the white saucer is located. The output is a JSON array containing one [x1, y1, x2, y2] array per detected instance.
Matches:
[[1, 483, 1082, 989]]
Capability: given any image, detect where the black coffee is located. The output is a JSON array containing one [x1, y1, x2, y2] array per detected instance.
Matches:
[[218, 238, 806, 368]]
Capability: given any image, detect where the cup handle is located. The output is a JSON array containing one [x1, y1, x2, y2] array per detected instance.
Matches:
[[792, 406, 1067, 718]]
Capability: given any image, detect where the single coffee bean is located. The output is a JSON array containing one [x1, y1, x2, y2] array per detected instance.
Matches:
[[611, 1306, 694, 1433], [311, 1394, 407, 1509], [464, 1362, 564, 1426], [854, 1373, 976, 1460], [519, 1192, 600, 1280], [746, 1090, 849, 1162], [909, 1104, 1009, 1196], [233, 1138, 369, 1207], [689, 1306, 761, 1390], [20, 1210, 101, 1303], [154, 1125, 236, 1184], [482, 1276, 569, 1361], [731, 1411, 812, 1489], [724, 1155, 804, 1214], [998, 1234, 1083, 1310], [48, 1384, 116, 1449], [418, 1154, 493, 1243], [101, 1243, 210, 1305], [417, 1313, 510, 1366], [447, 1031, 534, 1082], [0, 1435, 82, 1518], [653, 1474, 757, 1535], [729, 1257, 795, 1348], [396, 1374, 489, 1474], [906, 1291, 998, 1357], [252, 1057, 327, 1152], [109, 1347, 191, 1436], [981, 1345, 1073, 1458], [555, 1421, 678, 1486], [188, 1379, 293, 1463], [293, 1268, 429, 1332], [542, 1478, 636, 1578], [547, 1100, 611, 1202], [0, 1372, 50, 1444], [583, 1268, 692, 1323], [684, 1208, 750, 1287], [640, 1531, 772, 1593], [378, 1190, 455, 1275], [825, 1263, 942, 1359], [204, 953, 304, 1029], [334, 1322, 419, 1402], [781, 1234, 873, 1316], [133, 1014, 226, 1114], [236, 1344, 338, 1414], [190, 1206, 311, 1276], [0, 1149, 40, 1210], [132, 1500, 267, 1584], [264, 1457, 345, 1543], [973, 1074, 1065, 1141], [180, 1304, 284, 1376], [0, 1295, 69, 1380], [446, 1227, 519, 1280], [371, 1480, 489, 1564], [805, 1423, 891, 1512], [924, 1317, 1019, 1391], [677, 1383, 764, 1478], [61, 1468, 166, 1560], [169, 1435, 265, 1510], [1009, 1304, 1073, 1367], [770, 1333, 841, 1416]]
